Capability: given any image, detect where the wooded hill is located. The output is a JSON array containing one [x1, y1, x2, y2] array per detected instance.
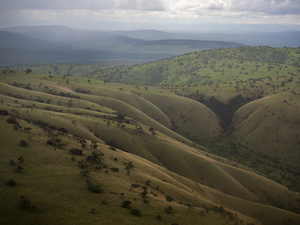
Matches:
[[0, 61, 300, 225]]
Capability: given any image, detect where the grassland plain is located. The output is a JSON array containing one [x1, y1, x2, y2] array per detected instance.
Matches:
[[0, 69, 300, 225]]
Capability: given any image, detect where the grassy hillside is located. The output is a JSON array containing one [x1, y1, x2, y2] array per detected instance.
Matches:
[[2, 64, 106, 77], [230, 93, 300, 189], [84, 46, 300, 192], [1, 71, 300, 224], [85, 46, 300, 86], [0, 116, 257, 225]]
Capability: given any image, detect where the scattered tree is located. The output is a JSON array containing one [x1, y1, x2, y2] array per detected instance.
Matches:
[[166, 195, 174, 202], [69, 148, 82, 155], [18, 156, 25, 163], [6, 179, 16, 186], [121, 200, 132, 209], [131, 208, 141, 216], [165, 206, 173, 214], [15, 166, 24, 173], [25, 68, 32, 74], [19, 140, 28, 147]]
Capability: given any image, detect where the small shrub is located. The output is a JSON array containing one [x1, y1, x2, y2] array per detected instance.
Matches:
[[6, 179, 16, 186], [15, 166, 24, 173], [0, 109, 9, 116], [86, 151, 103, 164], [7, 117, 18, 124], [106, 140, 119, 149], [131, 208, 141, 216], [69, 148, 82, 155], [81, 169, 90, 177], [125, 161, 135, 170], [165, 206, 173, 214], [117, 112, 126, 120], [25, 68, 32, 74], [90, 208, 96, 214], [18, 156, 25, 163], [19, 196, 31, 209], [166, 195, 174, 202], [110, 167, 119, 172], [109, 146, 116, 151], [18, 196, 36, 211], [9, 159, 16, 166], [86, 179, 103, 193], [156, 215, 162, 220], [140, 190, 147, 198], [24, 127, 32, 133], [121, 200, 132, 209], [143, 199, 149, 204], [58, 127, 69, 133], [19, 140, 28, 147], [93, 143, 98, 149], [77, 160, 89, 169], [46, 139, 56, 147], [131, 184, 141, 188]]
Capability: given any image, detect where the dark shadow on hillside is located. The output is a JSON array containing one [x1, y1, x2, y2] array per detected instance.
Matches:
[[191, 94, 256, 131]]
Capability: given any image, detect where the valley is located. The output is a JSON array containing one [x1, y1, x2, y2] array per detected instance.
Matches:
[[0, 46, 300, 225]]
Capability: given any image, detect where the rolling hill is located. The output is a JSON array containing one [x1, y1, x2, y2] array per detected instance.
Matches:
[[85, 46, 300, 85], [85, 46, 300, 192], [0, 68, 300, 225]]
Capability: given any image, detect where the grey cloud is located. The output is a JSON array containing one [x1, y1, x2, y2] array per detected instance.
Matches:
[[231, 0, 300, 14], [205, 0, 231, 10], [2, 0, 298, 14], [0, 0, 166, 11], [117, 0, 166, 11], [169, 0, 300, 15]]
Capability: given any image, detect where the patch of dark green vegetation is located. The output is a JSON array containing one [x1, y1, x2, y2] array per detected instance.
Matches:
[[188, 93, 255, 130]]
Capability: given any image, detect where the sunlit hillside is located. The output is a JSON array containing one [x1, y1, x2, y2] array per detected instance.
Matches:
[[0, 67, 300, 224]]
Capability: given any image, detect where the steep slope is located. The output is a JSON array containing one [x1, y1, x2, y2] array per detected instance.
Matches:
[[0, 116, 259, 225], [84, 46, 300, 192], [0, 71, 300, 225], [232, 93, 300, 190]]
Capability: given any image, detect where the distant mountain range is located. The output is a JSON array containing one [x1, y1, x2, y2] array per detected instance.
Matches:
[[1, 25, 299, 67], [0, 25, 244, 66], [112, 29, 300, 47]]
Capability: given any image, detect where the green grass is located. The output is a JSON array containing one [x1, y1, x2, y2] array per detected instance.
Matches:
[[1, 115, 299, 225], [2, 63, 136, 77], [85, 46, 300, 86], [0, 116, 261, 225], [1, 48, 300, 225]]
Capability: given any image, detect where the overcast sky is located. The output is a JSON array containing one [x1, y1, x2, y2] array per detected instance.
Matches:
[[0, 0, 299, 31]]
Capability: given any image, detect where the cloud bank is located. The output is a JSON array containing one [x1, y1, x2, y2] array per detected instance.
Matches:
[[0, 0, 299, 29], [2, 0, 299, 14]]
